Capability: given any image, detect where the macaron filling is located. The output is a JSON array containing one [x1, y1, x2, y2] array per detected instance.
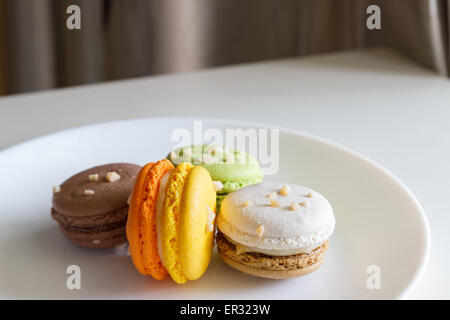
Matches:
[[222, 233, 323, 256], [155, 169, 172, 270]]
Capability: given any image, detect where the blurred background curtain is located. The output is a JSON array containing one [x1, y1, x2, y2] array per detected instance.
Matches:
[[0, 0, 448, 96]]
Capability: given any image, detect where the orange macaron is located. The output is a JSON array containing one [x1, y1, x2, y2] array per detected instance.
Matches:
[[126, 159, 174, 280], [127, 158, 217, 284]]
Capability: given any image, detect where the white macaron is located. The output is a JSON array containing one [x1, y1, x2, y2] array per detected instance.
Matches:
[[217, 182, 335, 255]]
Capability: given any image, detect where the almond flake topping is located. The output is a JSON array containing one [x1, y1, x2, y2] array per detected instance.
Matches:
[[256, 225, 265, 237], [290, 202, 301, 211], [243, 200, 253, 207], [279, 184, 291, 196], [267, 192, 277, 201], [270, 199, 280, 207], [206, 206, 216, 233], [106, 171, 121, 182], [213, 181, 224, 192]]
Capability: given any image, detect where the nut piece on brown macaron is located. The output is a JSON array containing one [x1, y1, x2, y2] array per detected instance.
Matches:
[[51, 163, 141, 248]]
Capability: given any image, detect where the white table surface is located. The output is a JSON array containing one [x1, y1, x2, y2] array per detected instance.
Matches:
[[0, 48, 449, 299]]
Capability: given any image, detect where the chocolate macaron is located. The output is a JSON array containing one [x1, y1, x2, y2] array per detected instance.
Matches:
[[51, 163, 141, 248]]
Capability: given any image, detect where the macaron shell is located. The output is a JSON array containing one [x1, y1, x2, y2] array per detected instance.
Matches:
[[160, 162, 193, 284], [179, 166, 217, 280], [127, 163, 154, 276], [198, 162, 262, 185], [168, 145, 263, 207], [126, 160, 174, 280], [141, 160, 174, 280], [70, 235, 128, 249], [218, 249, 325, 279], [51, 163, 140, 249], [169, 145, 263, 183], [53, 163, 140, 216], [216, 231, 328, 279], [218, 183, 335, 250], [218, 177, 263, 195]]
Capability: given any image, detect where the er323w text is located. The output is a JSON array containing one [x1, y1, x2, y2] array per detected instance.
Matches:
[[179, 304, 271, 317]]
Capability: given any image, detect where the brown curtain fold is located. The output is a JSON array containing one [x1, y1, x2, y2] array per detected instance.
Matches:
[[298, 0, 366, 55], [54, 0, 105, 86], [1, 0, 56, 94], [0, 0, 448, 96], [0, 1, 6, 95], [380, 0, 449, 75], [446, 0, 450, 74], [203, 0, 300, 67], [105, 0, 152, 79]]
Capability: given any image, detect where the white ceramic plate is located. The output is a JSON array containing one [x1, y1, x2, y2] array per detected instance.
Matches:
[[0, 118, 430, 299]]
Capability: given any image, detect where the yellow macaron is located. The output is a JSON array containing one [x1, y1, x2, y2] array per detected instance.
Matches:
[[179, 165, 217, 280], [159, 162, 216, 283]]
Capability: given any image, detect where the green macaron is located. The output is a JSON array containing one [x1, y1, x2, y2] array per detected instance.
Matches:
[[168, 145, 263, 208]]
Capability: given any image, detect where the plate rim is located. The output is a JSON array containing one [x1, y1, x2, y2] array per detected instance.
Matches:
[[0, 116, 431, 299]]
